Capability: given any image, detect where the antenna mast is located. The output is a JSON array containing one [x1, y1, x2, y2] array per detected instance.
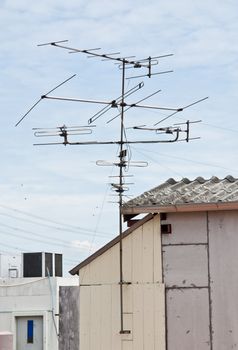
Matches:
[[119, 59, 127, 333], [16, 40, 208, 334]]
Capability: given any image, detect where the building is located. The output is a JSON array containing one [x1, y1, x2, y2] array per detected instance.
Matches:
[[0, 252, 79, 350], [71, 175, 238, 350]]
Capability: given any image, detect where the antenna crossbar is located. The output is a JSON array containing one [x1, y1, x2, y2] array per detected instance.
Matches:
[[96, 160, 148, 167], [88, 81, 144, 124], [43, 95, 180, 112], [38, 41, 173, 68], [154, 96, 208, 126], [107, 89, 162, 124], [15, 74, 76, 127], [126, 70, 173, 80]]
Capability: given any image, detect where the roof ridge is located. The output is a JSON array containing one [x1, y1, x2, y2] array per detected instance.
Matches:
[[210, 176, 220, 183], [225, 175, 236, 182], [123, 175, 238, 210], [195, 176, 206, 183], [166, 178, 177, 185], [181, 177, 191, 184]]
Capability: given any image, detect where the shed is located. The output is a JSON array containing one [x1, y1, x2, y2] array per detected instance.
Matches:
[[71, 175, 238, 350]]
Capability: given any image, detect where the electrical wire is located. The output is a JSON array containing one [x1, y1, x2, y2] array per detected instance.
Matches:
[[0, 240, 78, 270], [0, 235, 90, 274], [130, 146, 237, 173], [0, 222, 85, 246], [80, 146, 119, 284], [0, 212, 110, 239], [138, 106, 238, 135], [0, 241, 30, 252], [0, 205, 110, 236], [89, 164, 117, 253], [200, 122, 238, 134], [0, 227, 92, 251], [130, 146, 184, 177]]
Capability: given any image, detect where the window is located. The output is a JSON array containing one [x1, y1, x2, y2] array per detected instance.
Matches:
[[27, 320, 34, 343]]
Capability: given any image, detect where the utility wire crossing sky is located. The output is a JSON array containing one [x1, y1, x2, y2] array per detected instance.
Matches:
[[0, 0, 238, 274]]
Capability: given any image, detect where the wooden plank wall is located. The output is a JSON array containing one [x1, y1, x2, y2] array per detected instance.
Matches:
[[79, 215, 165, 350]]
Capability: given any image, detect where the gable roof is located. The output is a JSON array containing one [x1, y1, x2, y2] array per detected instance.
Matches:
[[69, 213, 154, 275], [122, 175, 238, 214], [70, 175, 238, 275]]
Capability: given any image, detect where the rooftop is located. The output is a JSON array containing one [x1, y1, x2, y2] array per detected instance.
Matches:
[[70, 175, 238, 274], [122, 175, 238, 214]]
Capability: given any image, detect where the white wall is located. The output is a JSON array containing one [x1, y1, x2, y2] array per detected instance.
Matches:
[[0, 254, 22, 279], [0, 277, 78, 350]]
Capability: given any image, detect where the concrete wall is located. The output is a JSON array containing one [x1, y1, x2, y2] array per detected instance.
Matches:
[[0, 332, 13, 350], [0, 277, 78, 350], [0, 254, 22, 279], [59, 286, 79, 350], [79, 215, 165, 350]]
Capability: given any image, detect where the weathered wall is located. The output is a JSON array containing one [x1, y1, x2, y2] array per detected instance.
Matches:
[[208, 210, 238, 349], [162, 211, 210, 349], [59, 286, 79, 350], [78, 209, 238, 349], [79, 214, 165, 350], [161, 210, 238, 350]]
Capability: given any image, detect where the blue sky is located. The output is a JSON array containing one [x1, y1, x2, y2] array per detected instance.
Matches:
[[1, 0, 238, 274]]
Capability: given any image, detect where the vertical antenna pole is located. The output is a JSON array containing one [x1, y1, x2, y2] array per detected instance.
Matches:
[[186, 120, 190, 142], [119, 59, 126, 334], [148, 56, 152, 78]]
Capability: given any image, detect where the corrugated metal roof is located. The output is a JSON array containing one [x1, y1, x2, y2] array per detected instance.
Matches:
[[123, 175, 238, 208]]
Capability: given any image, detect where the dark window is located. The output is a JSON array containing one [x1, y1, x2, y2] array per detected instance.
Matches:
[[45, 253, 53, 276], [160, 213, 167, 221], [55, 254, 63, 277], [27, 320, 34, 343], [161, 224, 172, 234], [23, 253, 42, 277]]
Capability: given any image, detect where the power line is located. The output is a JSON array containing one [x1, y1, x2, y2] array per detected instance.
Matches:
[[80, 148, 119, 285], [0, 204, 111, 236], [0, 223, 101, 251], [0, 211, 111, 239], [0, 241, 29, 253], [130, 146, 185, 177], [201, 122, 238, 134], [0, 221, 73, 245], [131, 146, 236, 172], [145, 107, 238, 135], [0, 246, 79, 276]]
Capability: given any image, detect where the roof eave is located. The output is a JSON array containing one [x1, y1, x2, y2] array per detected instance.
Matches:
[[69, 213, 155, 275], [121, 201, 238, 215]]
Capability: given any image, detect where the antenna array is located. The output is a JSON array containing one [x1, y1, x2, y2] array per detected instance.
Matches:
[[16, 40, 208, 334]]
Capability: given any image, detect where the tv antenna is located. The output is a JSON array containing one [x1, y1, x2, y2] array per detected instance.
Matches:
[[16, 40, 208, 334]]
